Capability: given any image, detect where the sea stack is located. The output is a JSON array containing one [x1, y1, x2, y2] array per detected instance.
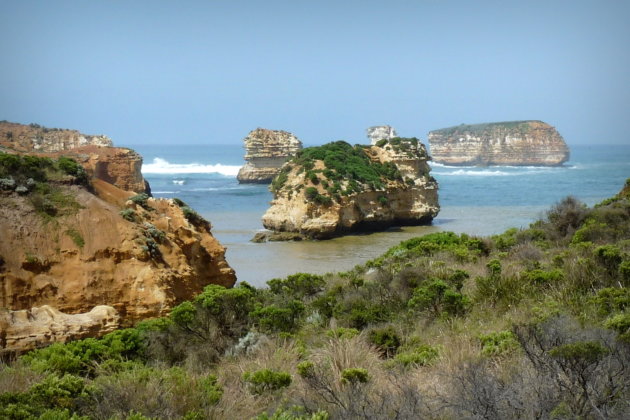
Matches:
[[427, 120, 570, 166], [261, 138, 439, 239], [367, 125, 398, 145], [237, 128, 302, 184]]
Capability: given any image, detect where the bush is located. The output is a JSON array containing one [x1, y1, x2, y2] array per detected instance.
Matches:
[[267, 273, 325, 298], [340, 368, 369, 385], [367, 326, 401, 357], [408, 279, 469, 318], [129, 193, 150, 209], [325, 327, 360, 339], [250, 300, 305, 333], [392, 345, 439, 367], [243, 369, 292, 394], [181, 206, 209, 229], [119, 208, 136, 222], [479, 331, 519, 357]]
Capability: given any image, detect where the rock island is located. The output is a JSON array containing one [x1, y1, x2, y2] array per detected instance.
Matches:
[[261, 138, 439, 239], [428, 120, 570, 166]]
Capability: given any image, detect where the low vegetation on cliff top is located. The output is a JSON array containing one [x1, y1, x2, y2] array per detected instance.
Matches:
[[271, 139, 425, 205], [430, 120, 544, 136], [0, 152, 88, 220], [2, 180, 630, 419]]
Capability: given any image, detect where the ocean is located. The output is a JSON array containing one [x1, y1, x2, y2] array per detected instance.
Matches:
[[126, 143, 630, 287]]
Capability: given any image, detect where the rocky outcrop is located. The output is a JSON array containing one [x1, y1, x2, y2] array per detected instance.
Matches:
[[367, 125, 398, 145], [0, 163, 235, 353], [0, 121, 149, 194], [0, 121, 112, 152], [0, 305, 120, 353], [428, 120, 570, 166], [237, 128, 302, 183], [262, 139, 439, 239]]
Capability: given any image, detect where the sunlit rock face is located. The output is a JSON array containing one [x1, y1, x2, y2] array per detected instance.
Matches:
[[237, 128, 303, 184], [367, 125, 398, 145], [428, 120, 570, 166], [262, 139, 439, 239]]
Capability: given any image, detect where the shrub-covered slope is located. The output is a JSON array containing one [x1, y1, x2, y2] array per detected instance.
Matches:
[[2, 180, 630, 419]]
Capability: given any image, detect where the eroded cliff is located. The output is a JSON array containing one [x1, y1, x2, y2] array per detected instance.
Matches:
[[0, 153, 235, 353], [367, 125, 398, 145], [261, 138, 439, 239], [428, 120, 570, 166], [0, 121, 149, 194], [237, 128, 302, 183]]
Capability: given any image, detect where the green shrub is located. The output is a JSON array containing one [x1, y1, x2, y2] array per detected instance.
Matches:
[[325, 327, 359, 339], [250, 300, 305, 333], [340, 368, 369, 384], [479, 331, 519, 356], [305, 186, 319, 201], [603, 313, 630, 341], [522, 269, 564, 286], [57, 156, 88, 184], [267, 273, 325, 298], [591, 287, 630, 315], [549, 341, 609, 363], [181, 206, 209, 228], [129, 193, 150, 209], [242, 369, 292, 394], [254, 406, 329, 420], [408, 279, 469, 317], [367, 326, 401, 357], [594, 245, 622, 272], [392, 345, 439, 367], [119, 208, 136, 222]]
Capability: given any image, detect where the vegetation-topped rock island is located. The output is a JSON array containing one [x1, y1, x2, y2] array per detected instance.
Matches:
[[428, 120, 570, 166], [261, 138, 439, 239]]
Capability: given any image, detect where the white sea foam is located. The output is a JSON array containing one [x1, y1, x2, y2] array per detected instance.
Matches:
[[142, 158, 240, 176], [436, 169, 519, 177], [172, 180, 186, 185], [152, 191, 176, 194]]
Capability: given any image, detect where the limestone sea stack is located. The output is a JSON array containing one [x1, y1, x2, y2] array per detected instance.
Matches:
[[0, 121, 150, 194], [237, 128, 302, 183], [262, 138, 439, 239], [367, 125, 398, 145], [427, 120, 570, 166]]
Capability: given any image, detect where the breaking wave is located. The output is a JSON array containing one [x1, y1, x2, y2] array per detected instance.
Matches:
[[142, 158, 240, 176]]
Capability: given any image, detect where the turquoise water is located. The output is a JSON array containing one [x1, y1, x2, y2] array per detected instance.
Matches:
[[126, 143, 630, 286]]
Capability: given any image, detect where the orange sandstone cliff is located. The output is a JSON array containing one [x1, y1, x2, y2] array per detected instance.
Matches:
[[0, 125, 235, 354], [0, 121, 149, 194]]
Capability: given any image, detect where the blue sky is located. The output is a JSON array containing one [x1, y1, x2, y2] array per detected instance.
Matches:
[[1, 1, 628, 145]]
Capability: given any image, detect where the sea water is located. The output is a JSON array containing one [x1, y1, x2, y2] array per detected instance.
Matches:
[[126, 143, 630, 287]]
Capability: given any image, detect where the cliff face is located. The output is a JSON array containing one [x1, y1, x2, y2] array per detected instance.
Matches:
[[0, 121, 112, 152], [262, 139, 439, 239], [367, 125, 398, 145], [0, 159, 235, 353], [237, 128, 302, 183], [0, 121, 149, 194], [427, 120, 570, 166]]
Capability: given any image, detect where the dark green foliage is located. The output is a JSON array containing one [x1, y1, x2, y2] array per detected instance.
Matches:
[[377, 195, 388, 205], [604, 314, 630, 341], [0, 374, 89, 419], [0, 152, 53, 182], [305, 186, 318, 200], [591, 287, 630, 315], [181, 205, 209, 229], [57, 156, 88, 185], [271, 167, 290, 193], [340, 368, 369, 384], [267, 273, 325, 298], [367, 326, 401, 357], [522, 269, 563, 286], [549, 341, 609, 364], [250, 300, 305, 333], [325, 327, 359, 339], [408, 279, 469, 317], [22, 328, 145, 376], [392, 344, 439, 367], [172, 197, 186, 207], [119, 208, 136, 222], [129, 193, 150, 209], [243, 369, 292, 394], [594, 245, 622, 273], [479, 331, 519, 356]]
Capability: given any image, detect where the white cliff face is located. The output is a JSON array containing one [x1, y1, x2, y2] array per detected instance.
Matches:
[[428, 120, 570, 166], [261, 139, 439, 239], [237, 128, 303, 184], [367, 125, 398, 145]]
